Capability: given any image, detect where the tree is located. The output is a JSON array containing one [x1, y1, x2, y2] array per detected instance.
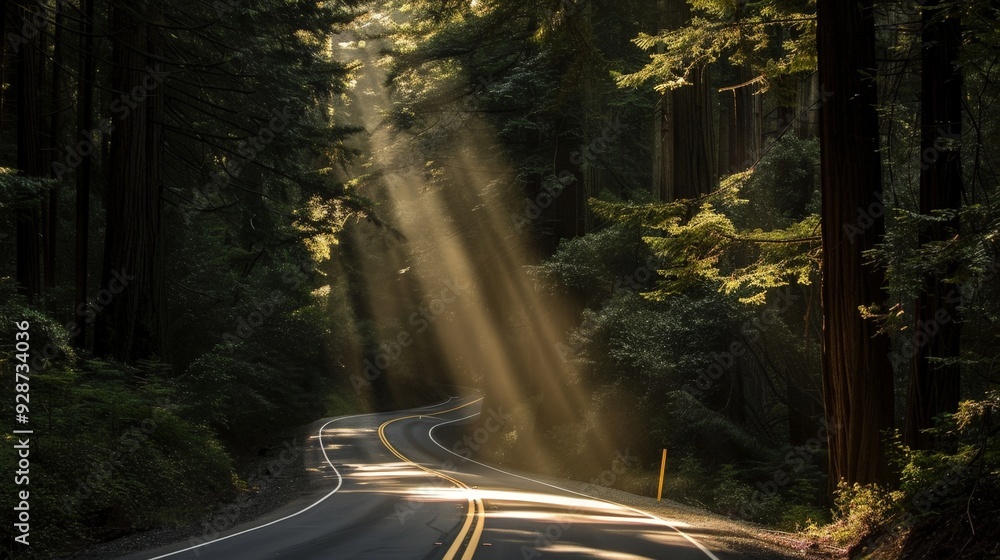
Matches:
[[652, 0, 717, 201], [816, 0, 894, 486], [43, 0, 67, 292], [905, 1, 964, 450], [94, 2, 166, 361], [73, 0, 97, 349], [14, 1, 43, 303]]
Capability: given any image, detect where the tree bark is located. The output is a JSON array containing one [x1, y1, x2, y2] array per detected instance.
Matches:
[[726, 66, 762, 173], [73, 0, 96, 349], [654, 0, 716, 200], [905, 2, 963, 450], [673, 64, 717, 199], [817, 0, 894, 486], [94, 3, 165, 361], [653, 85, 675, 201], [44, 3, 66, 292], [15, 1, 43, 303], [795, 72, 820, 139]]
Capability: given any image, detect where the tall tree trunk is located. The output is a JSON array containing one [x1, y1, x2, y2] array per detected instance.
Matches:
[[0, 2, 7, 144], [905, 2, 963, 450], [654, 0, 716, 200], [44, 3, 66, 291], [673, 65, 717, 199], [74, 0, 96, 349], [552, 131, 585, 238], [817, 0, 894, 486], [725, 66, 762, 173], [795, 72, 820, 139], [94, 4, 164, 361], [653, 84, 675, 201], [717, 97, 730, 175], [15, 2, 42, 303]]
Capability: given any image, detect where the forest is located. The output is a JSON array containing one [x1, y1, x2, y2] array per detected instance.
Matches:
[[0, 0, 998, 558]]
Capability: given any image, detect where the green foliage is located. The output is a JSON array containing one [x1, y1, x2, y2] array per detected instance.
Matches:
[[655, 391, 772, 466], [729, 136, 820, 231], [0, 291, 237, 557], [807, 398, 1000, 550], [618, 0, 816, 92], [566, 291, 741, 387], [593, 135, 821, 304], [0, 168, 55, 210], [808, 482, 900, 549], [532, 225, 655, 305]]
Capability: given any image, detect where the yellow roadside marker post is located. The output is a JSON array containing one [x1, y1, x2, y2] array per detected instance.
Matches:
[[656, 448, 667, 501]]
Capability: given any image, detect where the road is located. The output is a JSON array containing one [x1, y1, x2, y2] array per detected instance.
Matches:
[[121, 396, 749, 560]]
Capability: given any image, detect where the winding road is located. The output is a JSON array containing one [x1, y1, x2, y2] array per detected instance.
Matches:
[[120, 397, 750, 560]]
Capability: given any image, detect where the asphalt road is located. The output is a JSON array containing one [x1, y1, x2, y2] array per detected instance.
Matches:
[[121, 397, 747, 560]]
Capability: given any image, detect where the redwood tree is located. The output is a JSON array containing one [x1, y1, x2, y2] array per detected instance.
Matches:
[[94, 3, 165, 361], [817, 0, 894, 486], [905, 1, 964, 450], [15, 1, 43, 303], [73, 0, 97, 349], [653, 0, 717, 201]]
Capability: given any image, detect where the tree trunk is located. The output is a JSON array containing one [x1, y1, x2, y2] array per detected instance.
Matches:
[[44, 3, 66, 291], [817, 0, 894, 486], [94, 4, 164, 362], [717, 97, 730, 175], [905, 2, 963, 451], [654, 0, 716, 200], [726, 66, 762, 173], [673, 65, 717, 199], [653, 88, 675, 201], [795, 72, 820, 139], [74, 0, 96, 349], [15, 1, 42, 303]]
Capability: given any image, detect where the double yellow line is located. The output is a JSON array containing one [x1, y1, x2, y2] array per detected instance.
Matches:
[[378, 399, 485, 560]]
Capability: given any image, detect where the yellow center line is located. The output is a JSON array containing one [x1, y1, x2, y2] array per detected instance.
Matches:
[[377, 399, 486, 560], [460, 496, 485, 560]]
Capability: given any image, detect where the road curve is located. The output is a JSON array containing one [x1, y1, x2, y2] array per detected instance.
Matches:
[[119, 397, 747, 560]]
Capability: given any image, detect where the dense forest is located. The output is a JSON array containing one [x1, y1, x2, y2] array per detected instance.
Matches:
[[1, 0, 998, 558]]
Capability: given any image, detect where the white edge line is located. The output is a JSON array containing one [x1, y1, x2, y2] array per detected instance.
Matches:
[[144, 397, 457, 560], [427, 411, 722, 560]]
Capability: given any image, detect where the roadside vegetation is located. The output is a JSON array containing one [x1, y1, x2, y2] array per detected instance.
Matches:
[[2, 0, 998, 558]]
